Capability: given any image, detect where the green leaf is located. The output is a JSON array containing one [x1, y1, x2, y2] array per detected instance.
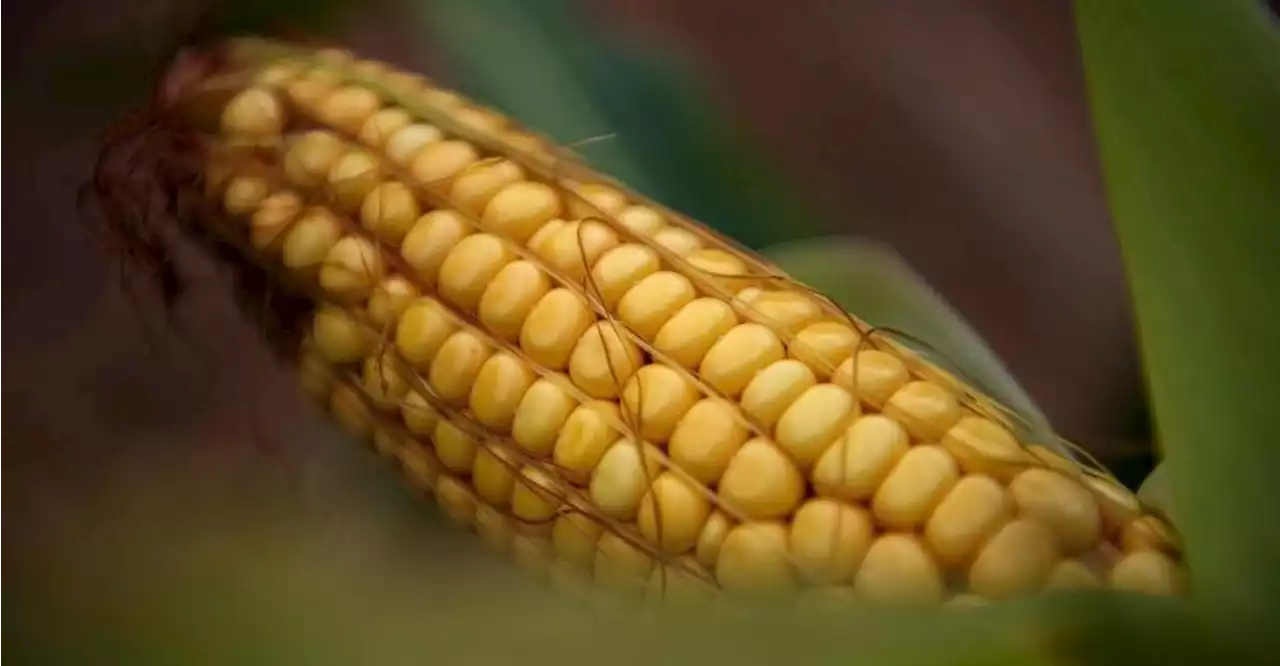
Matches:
[[1075, 0, 1280, 622]]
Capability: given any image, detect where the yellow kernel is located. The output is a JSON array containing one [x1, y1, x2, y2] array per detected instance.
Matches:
[[410, 140, 480, 191], [925, 474, 1014, 568], [477, 260, 551, 342], [319, 235, 384, 303], [437, 233, 515, 311], [588, 244, 661, 308], [433, 420, 479, 474], [511, 378, 576, 457], [653, 226, 703, 255], [590, 439, 660, 520], [1047, 560, 1101, 590], [883, 380, 963, 441], [831, 350, 910, 408], [789, 322, 860, 379], [367, 277, 419, 328], [639, 472, 712, 554], [969, 518, 1061, 599], [1085, 476, 1142, 537], [311, 305, 372, 364], [250, 191, 302, 250], [475, 504, 515, 552], [427, 329, 492, 403], [1121, 515, 1178, 554], [617, 205, 666, 235], [1010, 468, 1102, 553], [669, 399, 749, 484], [254, 62, 302, 87], [481, 181, 563, 243], [653, 298, 740, 369], [739, 359, 818, 429], [775, 384, 856, 469], [719, 438, 805, 519], [317, 85, 381, 134], [812, 414, 911, 501], [357, 108, 412, 148], [281, 208, 342, 271], [1109, 551, 1182, 596], [595, 532, 654, 594], [526, 219, 566, 256], [539, 221, 620, 283], [385, 124, 444, 166], [330, 384, 373, 441], [472, 445, 518, 506], [789, 499, 874, 585], [854, 534, 945, 604], [699, 323, 786, 397], [520, 289, 595, 370], [284, 131, 346, 190], [454, 106, 506, 132], [285, 75, 336, 112], [695, 512, 732, 567], [469, 352, 536, 432], [568, 322, 643, 399], [716, 522, 796, 598], [436, 476, 478, 526], [872, 444, 961, 529], [221, 87, 283, 138], [360, 182, 421, 245], [620, 364, 701, 443], [511, 465, 562, 521], [360, 352, 409, 410], [401, 210, 471, 283], [552, 401, 622, 481], [450, 159, 525, 215], [684, 248, 749, 280], [739, 290, 824, 336], [568, 183, 629, 219], [1029, 445, 1077, 472], [400, 391, 439, 436], [394, 298, 457, 369], [327, 150, 381, 211], [942, 416, 1033, 482], [617, 271, 698, 340], [552, 511, 605, 569], [222, 176, 270, 216]]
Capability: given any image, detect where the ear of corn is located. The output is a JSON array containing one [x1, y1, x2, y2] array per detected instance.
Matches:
[[143, 37, 1184, 606]]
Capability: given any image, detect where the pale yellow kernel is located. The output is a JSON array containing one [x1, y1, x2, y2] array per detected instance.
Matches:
[[789, 322, 860, 379], [481, 181, 563, 243], [590, 440, 660, 520], [789, 499, 874, 585], [1047, 560, 1101, 590], [942, 415, 1033, 482], [831, 350, 910, 408], [438, 233, 515, 311], [511, 379, 577, 457], [281, 208, 342, 271], [620, 364, 701, 443], [222, 176, 270, 216], [552, 401, 622, 482], [454, 106, 507, 132], [475, 504, 515, 552], [311, 305, 372, 364], [410, 140, 480, 191], [719, 438, 805, 519], [568, 183, 629, 219], [319, 235, 385, 303], [317, 85, 381, 134], [433, 420, 478, 474], [738, 290, 824, 335], [1121, 515, 1178, 554], [360, 352, 409, 410], [250, 191, 302, 250], [699, 323, 786, 397], [327, 150, 381, 211], [221, 87, 283, 138], [357, 108, 412, 148], [1109, 550, 1182, 596], [639, 472, 712, 554], [360, 182, 421, 245], [469, 352, 536, 432], [385, 124, 444, 166], [511, 465, 562, 521], [616, 205, 666, 235], [739, 359, 818, 429], [367, 277, 419, 328], [1011, 468, 1102, 553], [695, 512, 732, 567], [812, 414, 911, 501], [401, 210, 471, 283], [588, 244, 661, 308], [400, 391, 439, 436], [873, 444, 961, 529], [1029, 445, 1077, 472], [668, 399, 749, 484], [479, 260, 552, 341], [254, 62, 302, 87], [472, 445, 518, 506], [427, 330, 492, 403], [854, 534, 944, 604], [283, 131, 346, 190], [394, 298, 458, 370], [539, 221, 620, 284], [653, 226, 703, 255], [450, 159, 525, 215], [568, 321, 643, 399], [520, 289, 595, 370], [552, 511, 605, 569], [684, 248, 749, 280], [526, 219, 565, 256], [653, 298, 740, 369], [716, 522, 795, 598], [924, 474, 1013, 568], [775, 384, 856, 469], [285, 75, 336, 113], [883, 380, 963, 441], [969, 518, 1061, 599], [330, 384, 374, 441], [1085, 476, 1142, 537], [616, 271, 698, 340], [436, 476, 478, 526], [595, 532, 654, 594]]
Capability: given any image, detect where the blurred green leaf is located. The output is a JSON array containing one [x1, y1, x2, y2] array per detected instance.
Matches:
[[1076, 0, 1280, 622]]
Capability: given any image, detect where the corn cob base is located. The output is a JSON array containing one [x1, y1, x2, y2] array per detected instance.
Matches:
[[91, 37, 1185, 608]]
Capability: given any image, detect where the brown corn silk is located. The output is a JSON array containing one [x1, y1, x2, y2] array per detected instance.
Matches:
[[89, 38, 1185, 606]]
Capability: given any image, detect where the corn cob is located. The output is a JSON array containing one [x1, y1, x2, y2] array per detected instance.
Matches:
[[97, 37, 1185, 607]]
